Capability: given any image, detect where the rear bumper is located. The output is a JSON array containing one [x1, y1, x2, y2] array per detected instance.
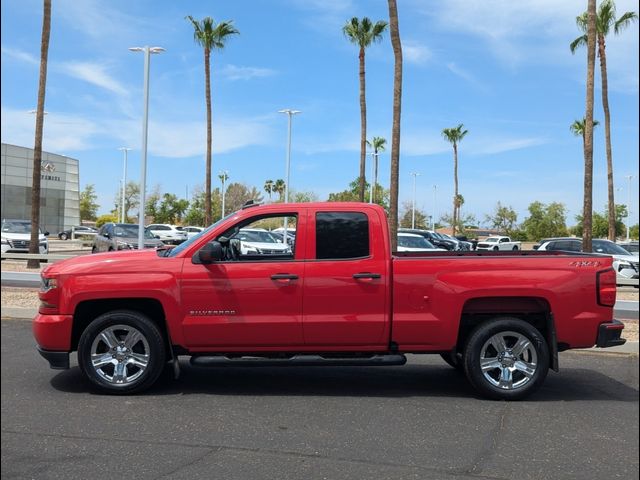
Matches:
[[596, 320, 627, 348], [37, 347, 70, 369]]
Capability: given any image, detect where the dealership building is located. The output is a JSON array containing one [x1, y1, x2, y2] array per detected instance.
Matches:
[[1, 143, 80, 234]]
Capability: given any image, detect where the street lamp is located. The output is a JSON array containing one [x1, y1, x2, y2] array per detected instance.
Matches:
[[625, 174, 635, 242], [278, 109, 301, 204], [219, 171, 229, 219], [129, 46, 164, 249], [432, 184, 438, 230], [410, 172, 421, 229], [369, 151, 381, 204], [118, 147, 131, 223]]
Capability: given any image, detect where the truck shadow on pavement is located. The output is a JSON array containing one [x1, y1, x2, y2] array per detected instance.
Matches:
[[49, 361, 639, 402]]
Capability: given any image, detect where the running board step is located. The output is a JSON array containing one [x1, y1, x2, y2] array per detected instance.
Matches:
[[190, 354, 407, 368]]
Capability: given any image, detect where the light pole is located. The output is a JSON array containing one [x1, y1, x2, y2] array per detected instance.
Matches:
[[219, 171, 229, 219], [626, 174, 634, 242], [118, 147, 131, 223], [129, 46, 164, 249], [432, 184, 438, 230], [369, 151, 380, 204], [410, 172, 421, 229], [278, 109, 301, 243]]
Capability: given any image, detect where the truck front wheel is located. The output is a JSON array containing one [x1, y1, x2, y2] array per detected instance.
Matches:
[[77, 310, 166, 394], [463, 317, 549, 400]]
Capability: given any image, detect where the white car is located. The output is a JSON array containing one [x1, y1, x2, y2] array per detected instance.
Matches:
[[397, 232, 447, 252], [537, 238, 639, 287], [476, 236, 521, 251], [146, 224, 188, 245], [233, 228, 291, 255], [1, 219, 49, 255], [179, 226, 204, 240]]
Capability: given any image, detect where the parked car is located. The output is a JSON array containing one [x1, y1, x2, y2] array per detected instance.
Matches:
[[476, 236, 521, 251], [179, 226, 204, 240], [537, 237, 638, 287], [1, 219, 49, 254], [270, 231, 295, 246], [398, 228, 456, 250], [441, 233, 473, 251], [618, 241, 639, 255], [92, 223, 165, 253], [146, 224, 188, 245], [34, 202, 625, 400], [58, 226, 97, 240], [397, 232, 446, 252], [232, 228, 291, 255]]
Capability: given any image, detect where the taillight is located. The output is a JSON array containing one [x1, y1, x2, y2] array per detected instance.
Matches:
[[596, 269, 616, 307]]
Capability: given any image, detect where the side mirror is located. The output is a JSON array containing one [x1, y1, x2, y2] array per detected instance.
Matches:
[[104, 233, 111, 239], [533, 245, 540, 250], [44, 231, 50, 236], [155, 235, 161, 239], [194, 241, 223, 264]]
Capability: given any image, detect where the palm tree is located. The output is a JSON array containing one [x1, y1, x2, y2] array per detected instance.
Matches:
[[343, 17, 388, 202], [441, 124, 468, 236], [570, 118, 600, 138], [387, 0, 402, 252], [28, 0, 52, 269], [571, 0, 637, 241], [580, 0, 598, 252], [366, 136, 386, 203], [274, 179, 286, 202], [264, 179, 274, 202], [186, 16, 239, 226]]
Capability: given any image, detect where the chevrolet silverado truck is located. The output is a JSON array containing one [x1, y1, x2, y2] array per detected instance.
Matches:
[[476, 236, 522, 251], [33, 202, 625, 400]]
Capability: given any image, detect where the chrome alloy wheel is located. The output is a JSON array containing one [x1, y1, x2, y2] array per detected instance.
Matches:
[[90, 324, 150, 386], [479, 331, 538, 390]]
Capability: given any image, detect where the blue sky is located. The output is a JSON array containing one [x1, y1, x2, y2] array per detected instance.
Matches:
[[2, 0, 639, 226]]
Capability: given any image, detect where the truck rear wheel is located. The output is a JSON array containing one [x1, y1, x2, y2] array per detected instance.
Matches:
[[462, 317, 549, 400], [77, 310, 166, 394]]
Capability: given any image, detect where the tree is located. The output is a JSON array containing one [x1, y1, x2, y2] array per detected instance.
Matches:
[[343, 17, 388, 202], [27, 0, 51, 269], [186, 15, 239, 226], [95, 214, 118, 228], [629, 224, 639, 240], [366, 136, 386, 203], [224, 183, 264, 213], [521, 201, 568, 241], [387, 0, 403, 251], [264, 179, 274, 202], [571, 0, 637, 241], [570, 118, 600, 137], [485, 202, 519, 235], [113, 182, 140, 222], [79, 184, 99, 221], [442, 124, 468, 236], [572, 204, 627, 238], [327, 178, 389, 210], [273, 179, 286, 202], [399, 201, 427, 229], [290, 190, 319, 203], [439, 211, 477, 235]]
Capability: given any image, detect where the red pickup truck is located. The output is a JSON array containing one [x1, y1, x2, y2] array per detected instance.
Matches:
[[34, 202, 625, 400]]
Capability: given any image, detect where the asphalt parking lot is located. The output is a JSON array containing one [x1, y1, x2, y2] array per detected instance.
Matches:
[[1, 319, 638, 480]]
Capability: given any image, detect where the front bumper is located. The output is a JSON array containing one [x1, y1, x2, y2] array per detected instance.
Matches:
[[596, 319, 627, 348]]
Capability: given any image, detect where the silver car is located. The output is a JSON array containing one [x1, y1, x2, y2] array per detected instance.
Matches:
[[92, 223, 165, 253]]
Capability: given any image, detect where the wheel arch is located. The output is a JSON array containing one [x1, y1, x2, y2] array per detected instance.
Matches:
[[457, 296, 558, 372]]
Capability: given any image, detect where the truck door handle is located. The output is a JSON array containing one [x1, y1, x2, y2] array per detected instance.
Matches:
[[271, 274, 299, 281], [353, 273, 381, 280]]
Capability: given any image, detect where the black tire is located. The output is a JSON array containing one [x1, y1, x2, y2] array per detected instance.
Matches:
[[440, 351, 464, 372], [77, 310, 166, 394], [493, 246, 499, 251], [462, 317, 549, 400], [512, 245, 519, 251], [91, 246, 97, 254], [60, 232, 68, 240]]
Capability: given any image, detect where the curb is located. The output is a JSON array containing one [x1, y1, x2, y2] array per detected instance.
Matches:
[[2, 308, 637, 356]]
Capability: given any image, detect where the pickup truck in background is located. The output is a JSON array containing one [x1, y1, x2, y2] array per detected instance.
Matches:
[[476, 236, 522, 251], [33, 202, 624, 400]]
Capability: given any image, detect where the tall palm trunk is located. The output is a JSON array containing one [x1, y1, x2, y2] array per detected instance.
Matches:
[[387, 0, 402, 251], [582, 0, 597, 253], [597, 36, 615, 241], [358, 47, 367, 202], [204, 47, 212, 226], [373, 148, 379, 204], [28, 0, 51, 269], [452, 143, 458, 236]]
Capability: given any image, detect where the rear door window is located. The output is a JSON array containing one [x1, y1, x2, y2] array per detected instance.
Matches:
[[315, 212, 369, 260]]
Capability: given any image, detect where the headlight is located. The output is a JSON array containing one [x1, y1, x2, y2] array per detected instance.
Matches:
[[245, 247, 261, 254], [40, 276, 57, 291], [116, 241, 133, 250], [1, 236, 8, 245]]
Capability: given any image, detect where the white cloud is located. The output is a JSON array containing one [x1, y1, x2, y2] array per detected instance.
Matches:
[[1, 47, 39, 66], [59, 62, 129, 97], [56, 0, 143, 42], [220, 64, 277, 81], [403, 40, 432, 65], [446, 62, 487, 91]]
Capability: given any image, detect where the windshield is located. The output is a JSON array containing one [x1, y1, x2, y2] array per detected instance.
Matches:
[[1, 221, 42, 234], [167, 214, 234, 257], [114, 225, 156, 239], [235, 230, 280, 243], [593, 240, 635, 256], [398, 235, 433, 248]]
